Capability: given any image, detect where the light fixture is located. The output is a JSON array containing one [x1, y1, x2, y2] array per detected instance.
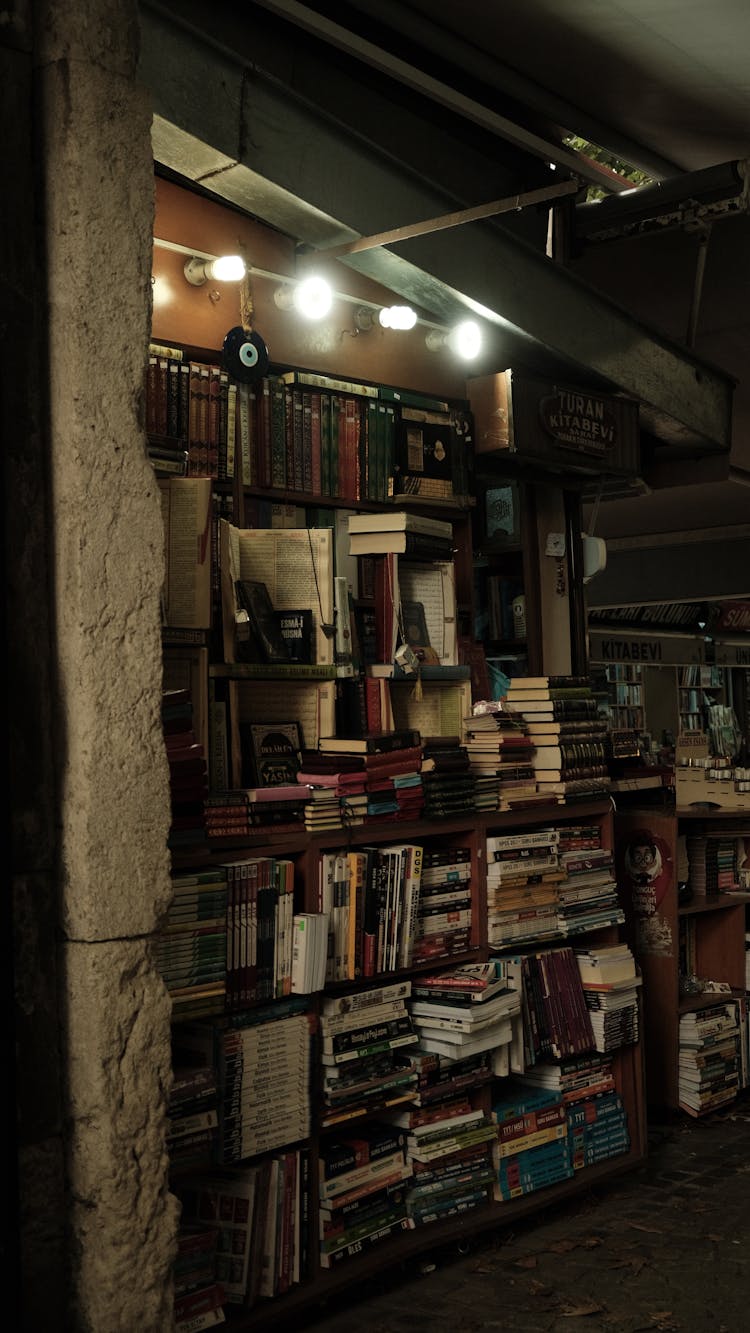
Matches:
[[425, 319, 483, 360], [353, 304, 418, 333], [378, 305, 417, 330], [183, 254, 246, 286], [274, 275, 333, 321]]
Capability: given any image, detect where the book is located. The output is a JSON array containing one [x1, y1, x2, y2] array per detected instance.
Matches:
[[318, 729, 421, 755], [235, 580, 291, 664], [348, 512, 454, 539], [349, 531, 455, 558], [246, 722, 302, 786]]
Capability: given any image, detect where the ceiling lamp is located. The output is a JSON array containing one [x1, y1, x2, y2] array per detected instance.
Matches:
[[183, 254, 247, 285]]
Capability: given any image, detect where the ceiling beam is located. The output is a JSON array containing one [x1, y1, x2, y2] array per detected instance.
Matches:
[[140, 0, 735, 453]]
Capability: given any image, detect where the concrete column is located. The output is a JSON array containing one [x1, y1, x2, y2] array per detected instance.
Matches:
[[23, 2, 179, 1326]]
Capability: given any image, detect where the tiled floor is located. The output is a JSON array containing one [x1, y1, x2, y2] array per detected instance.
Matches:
[[300, 1097, 750, 1333]]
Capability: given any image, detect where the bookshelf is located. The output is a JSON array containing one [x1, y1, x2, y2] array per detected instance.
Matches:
[[614, 807, 750, 1114], [677, 664, 727, 733], [151, 181, 645, 1330]]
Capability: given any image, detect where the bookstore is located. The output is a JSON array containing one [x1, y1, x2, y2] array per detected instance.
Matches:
[[8, 4, 750, 1332]]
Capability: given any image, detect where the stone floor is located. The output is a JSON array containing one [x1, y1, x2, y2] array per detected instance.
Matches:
[[300, 1096, 750, 1333]]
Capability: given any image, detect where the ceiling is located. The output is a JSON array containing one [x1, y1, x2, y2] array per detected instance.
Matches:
[[142, 0, 750, 597]]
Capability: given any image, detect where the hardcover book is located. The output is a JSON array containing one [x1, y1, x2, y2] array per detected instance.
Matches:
[[247, 722, 302, 787], [235, 580, 291, 664]]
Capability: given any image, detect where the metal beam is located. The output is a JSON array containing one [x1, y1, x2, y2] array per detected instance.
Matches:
[[307, 181, 580, 261]]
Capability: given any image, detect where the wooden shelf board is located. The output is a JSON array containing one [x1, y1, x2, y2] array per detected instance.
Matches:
[[678, 987, 744, 1014], [678, 892, 750, 916]]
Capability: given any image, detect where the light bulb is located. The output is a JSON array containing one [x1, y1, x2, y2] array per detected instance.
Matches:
[[207, 254, 246, 282], [448, 319, 482, 360], [378, 305, 417, 330], [183, 254, 246, 285], [293, 276, 333, 321]]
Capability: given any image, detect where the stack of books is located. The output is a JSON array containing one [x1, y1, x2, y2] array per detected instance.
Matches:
[[575, 944, 641, 1052], [388, 1101, 497, 1226], [305, 729, 424, 826], [172, 1226, 223, 1333], [167, 1063, 220, 1181], [413, 846, 473, 964], [394, 1044, 498, 1226], [220, 856, 296, 1010], [567, 1089, 630, 1170], [501, 676, 611, 802], [204, 785, 311, 839], [485, 827, 563, 949], [407, 981, 519, 1061], [213, 998, 313, 1164], [318, 843, 424, 981], [319, 981, 420, 1128], [420, 738, 477, 817], [318, 1124, 413, 1267], [155, 868, 228, 1021], [491, 1083, 573, 1201], [347, 510, 454, 559], [556, 838, 625, 937], [519, 1051, 617, 1107], [503, 946, 596, 1066], [678, 1001, 742, 1115], [462, 703, 540, 809], [164, 686, 211, 868]]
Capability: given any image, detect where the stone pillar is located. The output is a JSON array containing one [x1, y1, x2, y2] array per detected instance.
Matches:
[[21, 2, 179, 1327]]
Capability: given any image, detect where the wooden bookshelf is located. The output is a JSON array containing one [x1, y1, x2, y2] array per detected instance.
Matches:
[[614, 807, 748, 1111]]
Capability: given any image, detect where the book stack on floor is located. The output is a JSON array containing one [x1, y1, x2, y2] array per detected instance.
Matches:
[[204, 785, 311, 840], [420, 737, 477, 818], [172, 1225, 224, 1332], [575, 944, 641, 1053], [156, 868, 229, 1021], [319, 981, 420, 1129], [164, 686, 211, 868], [220, 856, 296, 1010], [556, 832, 625, 938], [502, 946, 596, 1067], [167, 1061, 221, 1181], [491, 1082, 573, 1201], [678, 1000, 742, 1115], [501, 676, 611, 803], [485, 827, 564, 949], [318, 1124, 414, 1267], [412, 846, 473, 964], [318, 843, 424, 981], [462, 702, 541, 810]]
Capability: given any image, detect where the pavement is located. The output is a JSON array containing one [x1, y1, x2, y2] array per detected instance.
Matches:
[[300, 1095, 750, 1333]]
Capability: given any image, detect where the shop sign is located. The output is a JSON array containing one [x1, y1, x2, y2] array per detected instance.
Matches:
[[588, 630, 705, 665]]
